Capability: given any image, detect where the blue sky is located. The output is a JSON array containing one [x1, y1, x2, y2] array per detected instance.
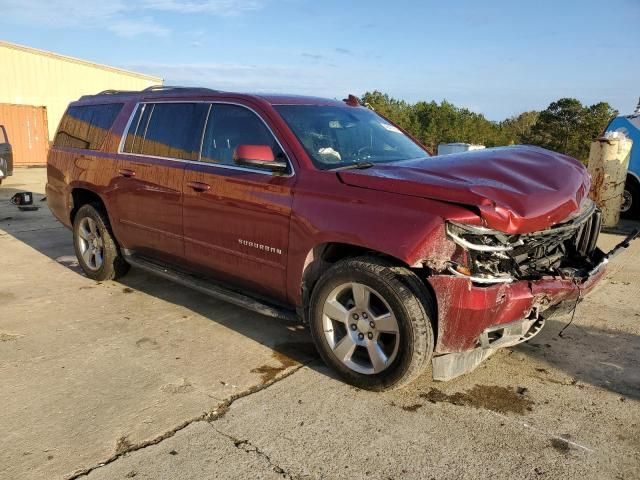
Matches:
[[2, 0, 639, 120]]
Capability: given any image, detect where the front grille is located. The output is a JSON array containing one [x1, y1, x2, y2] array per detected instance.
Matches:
[[447, 201, 603, 282], [575, 208, 602, 257], [509, 204, 601, 277]]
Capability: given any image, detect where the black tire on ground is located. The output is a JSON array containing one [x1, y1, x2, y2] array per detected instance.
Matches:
[[621, 176, 640, 220], [73, 203, 130, 281], [309, 256, 435, 391]]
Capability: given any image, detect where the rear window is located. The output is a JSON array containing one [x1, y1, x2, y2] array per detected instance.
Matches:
[[0, 126, 6, 144], [122, 103, 208, 160], [54, 103, 123, 150]]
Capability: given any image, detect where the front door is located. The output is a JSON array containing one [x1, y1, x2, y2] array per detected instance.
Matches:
[[183, 103, 295, 302], [113, 102, 208, 263]]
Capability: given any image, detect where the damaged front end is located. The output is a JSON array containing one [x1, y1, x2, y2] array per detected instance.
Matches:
[[445, 199, 603, 284], [428, 199, 639, 381]]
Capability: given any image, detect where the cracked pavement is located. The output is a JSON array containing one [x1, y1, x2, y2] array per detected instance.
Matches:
[[1, 169, 639, 479]]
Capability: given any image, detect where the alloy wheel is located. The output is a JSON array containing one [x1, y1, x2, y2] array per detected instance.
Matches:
[[322, 282, 400, 375], [77, 217, 104, 271]]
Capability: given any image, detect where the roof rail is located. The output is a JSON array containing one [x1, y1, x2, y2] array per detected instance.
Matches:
[[142, 85, 221, 93], [79, 85, 223, 101], [95, 88, 138, 95]]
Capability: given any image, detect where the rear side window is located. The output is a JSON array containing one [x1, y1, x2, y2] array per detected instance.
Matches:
[[0, 126, 7, 144], [201, 104, 283, 165], [54, 103, 123, 150], [122, 103, 208, 160]]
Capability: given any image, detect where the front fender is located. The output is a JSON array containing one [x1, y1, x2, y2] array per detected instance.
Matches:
[[286, 172, 476, 305]]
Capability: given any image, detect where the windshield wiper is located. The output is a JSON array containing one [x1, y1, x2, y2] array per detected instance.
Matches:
[[330, 162, 375, 171]]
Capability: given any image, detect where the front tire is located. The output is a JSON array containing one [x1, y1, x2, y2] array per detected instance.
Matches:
[[73, 203, 129, 281], [621, 176, 640, 220], [309, 256, 435, 391]]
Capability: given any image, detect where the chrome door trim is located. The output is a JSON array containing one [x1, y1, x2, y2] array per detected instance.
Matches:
[[117, 100, 296, 178]]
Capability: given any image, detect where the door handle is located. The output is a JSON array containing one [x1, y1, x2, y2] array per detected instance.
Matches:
[[118, 168, 136, 178], [187, 181, 211, 192]]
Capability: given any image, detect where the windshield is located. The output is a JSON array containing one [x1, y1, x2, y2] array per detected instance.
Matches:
[[274, 105, 429, 170]]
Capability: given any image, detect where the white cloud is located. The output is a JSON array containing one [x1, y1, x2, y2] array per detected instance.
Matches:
[[108, 18, 170, 38], [0, 0, 266, 37], [120, 61, 353, 98], [139, 0, 264, 15], [1, 0, 127, 28]]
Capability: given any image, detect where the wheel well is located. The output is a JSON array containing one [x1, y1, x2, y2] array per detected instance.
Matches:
[[300, 243, 438, 338], [627, 172, 640, 191], [70, 188, 104, 223], [302, 244, 389, 301]]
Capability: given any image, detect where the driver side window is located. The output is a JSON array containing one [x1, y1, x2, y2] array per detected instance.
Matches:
[[201, 104, 284, 166]]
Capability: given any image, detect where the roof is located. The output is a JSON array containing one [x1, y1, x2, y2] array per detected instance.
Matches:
[[608, 114, 640, 133], [75, 86, 351, 107], [0, 40, 162, 83], [255, 94, 346, 106], [624, 115, 640, 130]]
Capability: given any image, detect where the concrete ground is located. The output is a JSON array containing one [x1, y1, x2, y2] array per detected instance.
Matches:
[[1, 168, 639, 480]]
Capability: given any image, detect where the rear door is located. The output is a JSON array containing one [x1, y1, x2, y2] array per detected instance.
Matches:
[[0, 125, 13, 180], [183, 102, 295, 302], [114, 102, 208, 264]]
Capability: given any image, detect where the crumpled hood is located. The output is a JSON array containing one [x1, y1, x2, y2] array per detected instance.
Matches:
[[338, 145, 590, 234]]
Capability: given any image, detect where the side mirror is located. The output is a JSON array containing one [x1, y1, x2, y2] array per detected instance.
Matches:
[[233, 145, 287, 172]]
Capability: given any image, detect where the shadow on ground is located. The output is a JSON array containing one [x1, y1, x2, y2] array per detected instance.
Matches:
[[516, 318, 640, 400], [2, 188, 639, 397], [1, 186, 322, 376]]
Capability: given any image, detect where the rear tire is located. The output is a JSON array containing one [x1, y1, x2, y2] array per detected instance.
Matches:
[[621, 176, 640, 220], [309, 256, 435, 391], [73, 203, 130, 281]]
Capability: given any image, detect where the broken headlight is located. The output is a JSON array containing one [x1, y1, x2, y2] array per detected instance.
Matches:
[[445, 221, 518, 283]]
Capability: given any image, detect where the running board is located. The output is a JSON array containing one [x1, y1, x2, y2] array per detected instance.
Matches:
[[124, 254, 299, 322]]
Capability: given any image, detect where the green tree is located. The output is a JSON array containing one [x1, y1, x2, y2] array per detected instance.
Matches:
[[501, 111, 539, 143], [361, 91, 418, 135], [360, 92, 616, 161], [525, 98, 617, 161]]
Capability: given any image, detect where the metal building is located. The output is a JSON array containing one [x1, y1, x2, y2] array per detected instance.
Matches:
[[0, 40, 162, 165]]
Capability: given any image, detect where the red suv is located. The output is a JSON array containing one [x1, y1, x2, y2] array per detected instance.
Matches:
[[46, 86, 634, 391]]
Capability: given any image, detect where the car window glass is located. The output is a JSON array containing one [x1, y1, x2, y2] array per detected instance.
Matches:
[[275, 105, 428, 170], [54, 104, 123, 150], [125, 103, 155, 155], [137, 103, 208, 160], [123, 104, 145, 153], [201, 104, 284, 166], [0, 126, 6, 144], [123, 103, 208, 160]]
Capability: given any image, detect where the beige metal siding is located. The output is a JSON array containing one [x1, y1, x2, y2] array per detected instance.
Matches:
[[0, 104, 49, 165], [0, 41, 162, 141]]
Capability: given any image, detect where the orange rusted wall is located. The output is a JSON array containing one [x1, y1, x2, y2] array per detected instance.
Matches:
[[0, 103, 49, 166]]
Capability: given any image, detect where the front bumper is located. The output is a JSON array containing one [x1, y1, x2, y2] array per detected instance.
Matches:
[[427, 229, 639, 381]]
